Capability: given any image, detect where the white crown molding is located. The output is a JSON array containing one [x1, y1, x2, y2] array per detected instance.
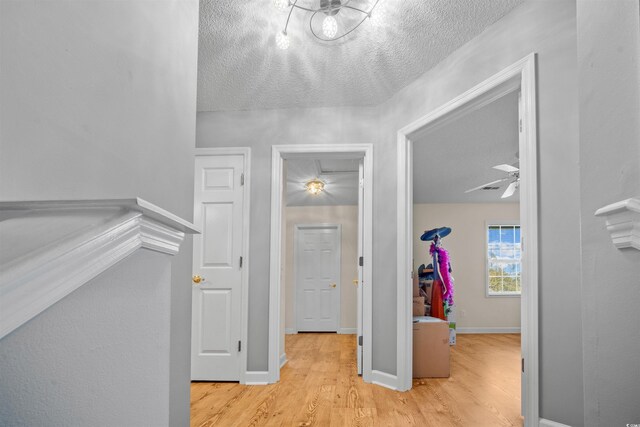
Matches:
[[0, 198, 198, 340], [594, 197, 640, 250]]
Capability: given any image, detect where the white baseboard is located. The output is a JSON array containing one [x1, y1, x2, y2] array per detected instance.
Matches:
[[243, 371, 270, 385], [539, 418, 571, 427], [279, 353, 287, 368], [285, 328, 297, 334], [371, 370, 398, 390], [338, 328, 357, 334], [456, 327, 521, 334]]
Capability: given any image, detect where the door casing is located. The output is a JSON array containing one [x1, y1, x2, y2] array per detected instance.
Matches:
[[268, 144, 374, 384], [395, 54, 539, 426]]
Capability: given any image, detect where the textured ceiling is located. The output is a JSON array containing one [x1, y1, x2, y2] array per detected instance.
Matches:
[[413, 90, 520, 203], [285, 158, 360, 206], [197, 0, 524, 112]]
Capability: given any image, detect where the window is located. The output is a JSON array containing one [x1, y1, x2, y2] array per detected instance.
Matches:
[[487, 223, 521, 296]]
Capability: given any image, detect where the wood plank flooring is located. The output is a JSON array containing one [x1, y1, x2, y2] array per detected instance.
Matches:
[[191, 333, 523, 427]]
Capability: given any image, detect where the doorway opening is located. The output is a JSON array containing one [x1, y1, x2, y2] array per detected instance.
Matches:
[[396, 54, 539, 426], [269, 144, 374, 384]]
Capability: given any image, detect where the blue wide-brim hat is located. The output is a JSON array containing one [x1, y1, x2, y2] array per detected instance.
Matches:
[[420, 226, 452, 241]]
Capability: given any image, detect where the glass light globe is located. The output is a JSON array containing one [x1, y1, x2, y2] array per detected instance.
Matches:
[[273, 0, 289, 10], [370, 5, 386, 26], [275, 31, 290, 50], [322, 15, 338, 38]]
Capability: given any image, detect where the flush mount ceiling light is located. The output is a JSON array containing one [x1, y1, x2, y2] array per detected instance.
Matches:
[[273, 0, 385, 50], [305, 178, 326, 195]]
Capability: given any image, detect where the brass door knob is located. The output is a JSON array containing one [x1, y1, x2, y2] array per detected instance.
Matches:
[[330, 283, 337, 288], [192, 275, 204, 284]]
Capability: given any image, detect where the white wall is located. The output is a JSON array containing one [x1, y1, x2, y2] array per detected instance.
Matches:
[[577, 1, 640, 426], [413, 203, 520, 330], [0, 1, 199, 424], [0, 251, 172, 426], [284, 206, 359, 333]]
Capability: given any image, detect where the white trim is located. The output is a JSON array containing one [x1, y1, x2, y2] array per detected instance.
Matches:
[[594, 197, 640, 250], [539, 419, 571, 427], [339, 328, 357, 334], [279, 353, 288, 368], [396, 54, 539, 427], [370, 370, 399, 390], [243, 371, 270, 385], [0, 199, 197, 340], [285, 328, 298, 334], [293, 223, 342, 333], [194, 147, 252, 385], [269, 144, 374, 385], [457, 327, 521, 334]]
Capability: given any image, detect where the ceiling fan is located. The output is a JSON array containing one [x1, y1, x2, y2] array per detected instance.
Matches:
[[465, 160, 520, 199]]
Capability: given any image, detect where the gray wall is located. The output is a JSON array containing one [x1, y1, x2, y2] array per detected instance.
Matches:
[[197, 3, 585, 425], [197, 106, 381, 371], [577, 1, 640, 426], [382, 2, 584, 425], [0, 251, 172, 426], [0, 1, 199, 424]]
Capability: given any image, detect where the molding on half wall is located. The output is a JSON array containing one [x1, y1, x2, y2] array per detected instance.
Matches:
[[539, 418, 571, 427], [338, 328, 357, 334], [243, 371, 270, 385], [285, 328, 297, 334], [457, 327, 521, 334], [371, 370, 398, 391], [280, 353, 287, 369]]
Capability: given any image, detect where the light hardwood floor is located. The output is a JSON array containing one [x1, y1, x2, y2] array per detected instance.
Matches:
[[190, 333, 523, 427]]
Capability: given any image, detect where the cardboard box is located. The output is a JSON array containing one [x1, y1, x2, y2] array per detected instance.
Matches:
[[412, 316, 450, 378], [413, 273, 420, 297], [413, 302, 426, 316], [420, 279, 433, 304]]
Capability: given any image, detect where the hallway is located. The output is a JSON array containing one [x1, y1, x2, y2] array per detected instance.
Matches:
[[190, 333, 522, 426]]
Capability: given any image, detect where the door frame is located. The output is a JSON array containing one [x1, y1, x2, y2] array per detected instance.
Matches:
[[194, 147, 251, 384], [395, 53, 539, 425], [269, 144, 374, 384], [292, 223, 342, 333]]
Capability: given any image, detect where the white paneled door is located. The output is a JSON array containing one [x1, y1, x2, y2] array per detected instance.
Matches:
[[295, 225, 341, 332], [191, 153, 246, 381]]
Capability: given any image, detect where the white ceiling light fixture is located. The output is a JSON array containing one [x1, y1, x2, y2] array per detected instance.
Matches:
[[274, 0, 384, 49], [305, 178, 326, 195]]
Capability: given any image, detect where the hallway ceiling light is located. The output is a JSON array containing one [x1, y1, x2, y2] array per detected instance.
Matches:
[[305, 178, 326, 195], [274, 0, 384, 50]]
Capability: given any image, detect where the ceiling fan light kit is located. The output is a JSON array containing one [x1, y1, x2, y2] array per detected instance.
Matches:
[[274, 0, 384, 49]]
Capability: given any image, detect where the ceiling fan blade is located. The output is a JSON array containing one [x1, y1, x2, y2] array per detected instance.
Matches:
[[501, 181, 518, 198], [493, 164, 519, 173], [464, 178, 509, 193]]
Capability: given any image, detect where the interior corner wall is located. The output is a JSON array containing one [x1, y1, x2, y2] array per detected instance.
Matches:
[[577, 1, 640, 426], [284, 205, 359, 332], [0, 1, 200, 425], [380, 1, 583, 424], [413, 203, 521, 330], [196, 106, 381, 371]]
